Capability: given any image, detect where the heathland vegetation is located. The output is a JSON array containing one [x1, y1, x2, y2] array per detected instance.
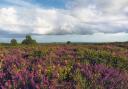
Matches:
[[0, 35, 128, 89]]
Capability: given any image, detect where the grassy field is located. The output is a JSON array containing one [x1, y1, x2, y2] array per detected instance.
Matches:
[[0, 43, 128, 89]]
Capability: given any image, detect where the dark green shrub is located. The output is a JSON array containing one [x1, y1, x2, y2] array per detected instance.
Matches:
[[67, 41, 71, 44], [10, 39, 18, 46], [22, 35, 37, 45]]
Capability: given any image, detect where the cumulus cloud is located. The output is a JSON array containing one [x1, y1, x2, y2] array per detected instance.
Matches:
[[0, 0, 128, 35]]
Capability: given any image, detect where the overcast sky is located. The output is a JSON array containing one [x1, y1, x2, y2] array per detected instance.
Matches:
[[0, 0, 128, 42]]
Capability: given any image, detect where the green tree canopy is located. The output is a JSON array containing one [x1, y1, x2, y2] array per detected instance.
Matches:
[[22, 35, 37, 45], [10, 39, 18, 46], [67, 41, 71, 44]]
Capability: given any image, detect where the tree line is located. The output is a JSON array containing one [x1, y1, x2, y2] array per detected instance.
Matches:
[[10, 35, 71, 46], [10, 35, 37, 46]]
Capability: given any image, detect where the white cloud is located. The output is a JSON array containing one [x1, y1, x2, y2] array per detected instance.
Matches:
[[68, 0, 128, 13], [0, 7, 19, 33], [0, 0, 128, 35]]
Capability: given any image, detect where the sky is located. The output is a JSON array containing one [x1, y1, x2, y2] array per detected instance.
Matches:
[[0, 0, 128, 43]]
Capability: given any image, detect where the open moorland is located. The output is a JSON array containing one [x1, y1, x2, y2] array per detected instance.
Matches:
[[0, 42, 128, 89]]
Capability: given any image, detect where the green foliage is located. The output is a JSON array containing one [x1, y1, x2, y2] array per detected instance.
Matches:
[[58, 65, 72, 81], [22, 35, 37, 45], [74, 69, 87, 89], [67, 41, 71, 44], [46, 66, 53, 79], [78, 48, 128, 70], [10, 39, 18, 46], [33, 50, 43, 58]]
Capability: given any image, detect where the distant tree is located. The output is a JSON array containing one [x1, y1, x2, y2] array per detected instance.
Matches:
[[22, 35, 37, 45], [10, 39, 17, 46], [67, 41, 71, 44]]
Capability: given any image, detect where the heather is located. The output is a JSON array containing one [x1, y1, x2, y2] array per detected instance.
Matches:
[[0, 44, 128, 89]]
